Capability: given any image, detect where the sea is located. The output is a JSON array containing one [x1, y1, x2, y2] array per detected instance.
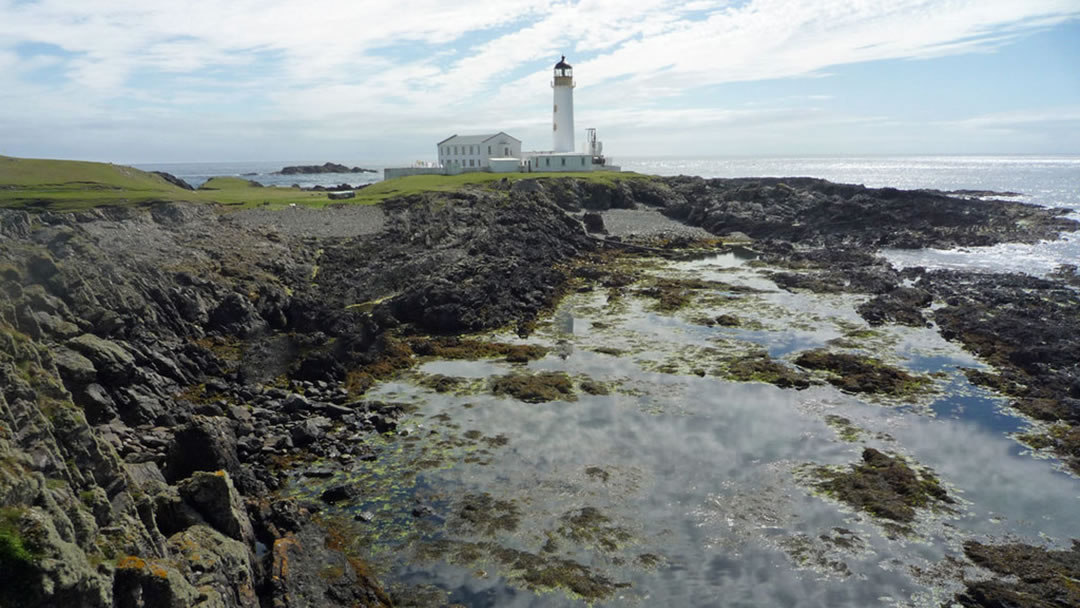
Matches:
[[134, 156, 1080, 276]]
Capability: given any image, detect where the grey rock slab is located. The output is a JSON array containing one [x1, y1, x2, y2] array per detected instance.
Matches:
[[177, 470, 256, 546], [67, 333, 136, 382], [52, 345, 97, 385]]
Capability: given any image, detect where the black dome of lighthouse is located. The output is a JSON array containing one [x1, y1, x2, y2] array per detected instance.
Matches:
[[554, 55, 572, 69]]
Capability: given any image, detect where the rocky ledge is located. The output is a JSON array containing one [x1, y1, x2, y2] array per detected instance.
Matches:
[[0, 175, 1077, 606]]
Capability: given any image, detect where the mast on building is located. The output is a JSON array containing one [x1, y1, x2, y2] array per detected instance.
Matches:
[[552, 56, 575, 153]]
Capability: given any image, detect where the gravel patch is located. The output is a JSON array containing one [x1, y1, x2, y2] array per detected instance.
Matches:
[[230, 204, 386, 238], [600, 208, 712, 239]]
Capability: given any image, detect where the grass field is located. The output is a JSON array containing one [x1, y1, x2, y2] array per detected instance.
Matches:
[[0, 155, 650, 212]]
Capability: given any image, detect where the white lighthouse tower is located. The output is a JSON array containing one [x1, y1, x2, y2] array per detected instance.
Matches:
[[552, 56, 575, 153]]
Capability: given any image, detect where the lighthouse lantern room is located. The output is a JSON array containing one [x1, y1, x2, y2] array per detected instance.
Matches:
[[552, 55, 575, 153]]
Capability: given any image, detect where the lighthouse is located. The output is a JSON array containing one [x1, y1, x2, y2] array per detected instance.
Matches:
[[552, 56, 575, 153]]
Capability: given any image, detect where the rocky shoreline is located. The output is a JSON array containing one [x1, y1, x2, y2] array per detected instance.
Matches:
[[1, 175, 1078, 606]]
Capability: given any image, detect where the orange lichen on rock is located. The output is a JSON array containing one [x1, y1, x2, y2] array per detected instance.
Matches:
[[272, 535, 301, 583], [324, 522, 393, 607], [115, 555, 170, 579], [116, 555, 147, 571]]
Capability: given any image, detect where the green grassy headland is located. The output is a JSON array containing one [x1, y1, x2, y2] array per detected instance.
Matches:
[[0, 155, 648, 212]]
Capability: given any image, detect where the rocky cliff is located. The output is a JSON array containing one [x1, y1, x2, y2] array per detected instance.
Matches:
[[0, 188, 589, 607]]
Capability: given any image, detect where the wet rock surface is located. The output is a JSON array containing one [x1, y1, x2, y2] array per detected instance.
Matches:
[[794, 349, 928, 396], [952, 540, 1080, 608], [1, 174, 1078, 606], [653, 175, 1076, 249], [809, 448, 955, 525]]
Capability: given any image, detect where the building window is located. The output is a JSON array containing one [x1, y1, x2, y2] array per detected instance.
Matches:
[[488, 145, 492, 154], [561, 157, 566, 166], [469, 159, 474, 167], [504, 147, 509, 155], [581, 157, 586, 166], [545, 158, 550, 167]]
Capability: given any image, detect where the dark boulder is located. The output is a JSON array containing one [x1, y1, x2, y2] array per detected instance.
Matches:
[[583, 212, 606, 234], [320, 483, 360, 504], [163, 417, 253, 492], [857, 287, 933, 327], [208, 293, 266, 337]]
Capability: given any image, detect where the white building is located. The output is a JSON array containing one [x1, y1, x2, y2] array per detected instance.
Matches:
[[436, 132, 521, 170]]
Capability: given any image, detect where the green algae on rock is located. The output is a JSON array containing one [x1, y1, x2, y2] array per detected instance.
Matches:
[[578, 378, 612, 395], [794, 349, 929, 396], [823, 415, 864, 443], [412, 538, 626, 603], [637, 276, 762, 313], [407, 336, 548, 363], [450, 493, 522, 537], [808, 448, 955, 524], [555, 506, 634, 553], [725, 353, 812, 389], [779, 528, 867, 577], [490, 371, 577, 403]]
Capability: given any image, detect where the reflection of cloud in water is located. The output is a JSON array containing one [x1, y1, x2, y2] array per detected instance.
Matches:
[[372, 253, 1080, 606], [890, 414, 1080, 543]]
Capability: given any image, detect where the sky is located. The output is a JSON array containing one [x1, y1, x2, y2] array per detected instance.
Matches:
[[0, 0, 1078, 164]]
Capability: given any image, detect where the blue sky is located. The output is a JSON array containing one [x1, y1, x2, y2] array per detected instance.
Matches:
[[0, 0, 1077, 163]]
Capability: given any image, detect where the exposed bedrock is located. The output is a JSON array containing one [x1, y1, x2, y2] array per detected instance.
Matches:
[[0, 186, 592, 606], [650, 175, 1077, 249], [0, 175, 1077, 606]]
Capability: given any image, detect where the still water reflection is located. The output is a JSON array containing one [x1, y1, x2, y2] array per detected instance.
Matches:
[[292, 254, 1079, 607]]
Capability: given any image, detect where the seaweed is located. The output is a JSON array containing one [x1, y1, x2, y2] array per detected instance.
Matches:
[[490, 371, 577, 403], [809, 448, 954, 523], [952, 540, 1080, 608], [794, 349, 928, 396]]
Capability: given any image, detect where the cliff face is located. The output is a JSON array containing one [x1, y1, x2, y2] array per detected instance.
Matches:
[[0, 176, 1076, 606]]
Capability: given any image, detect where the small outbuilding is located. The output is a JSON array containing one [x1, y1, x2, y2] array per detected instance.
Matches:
[[488, 158, 522, 173]]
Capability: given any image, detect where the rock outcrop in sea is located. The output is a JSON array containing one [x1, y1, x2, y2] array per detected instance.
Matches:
[[272, 162, 377, 175], [0, 175, 1077, 606]]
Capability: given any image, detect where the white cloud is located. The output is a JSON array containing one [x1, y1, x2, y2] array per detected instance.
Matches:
[[0, 0, 1077, 160]]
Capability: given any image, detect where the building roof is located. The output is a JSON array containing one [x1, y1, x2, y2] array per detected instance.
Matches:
[[437, 131, 521, 146], [555, 55, 571, 69]]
